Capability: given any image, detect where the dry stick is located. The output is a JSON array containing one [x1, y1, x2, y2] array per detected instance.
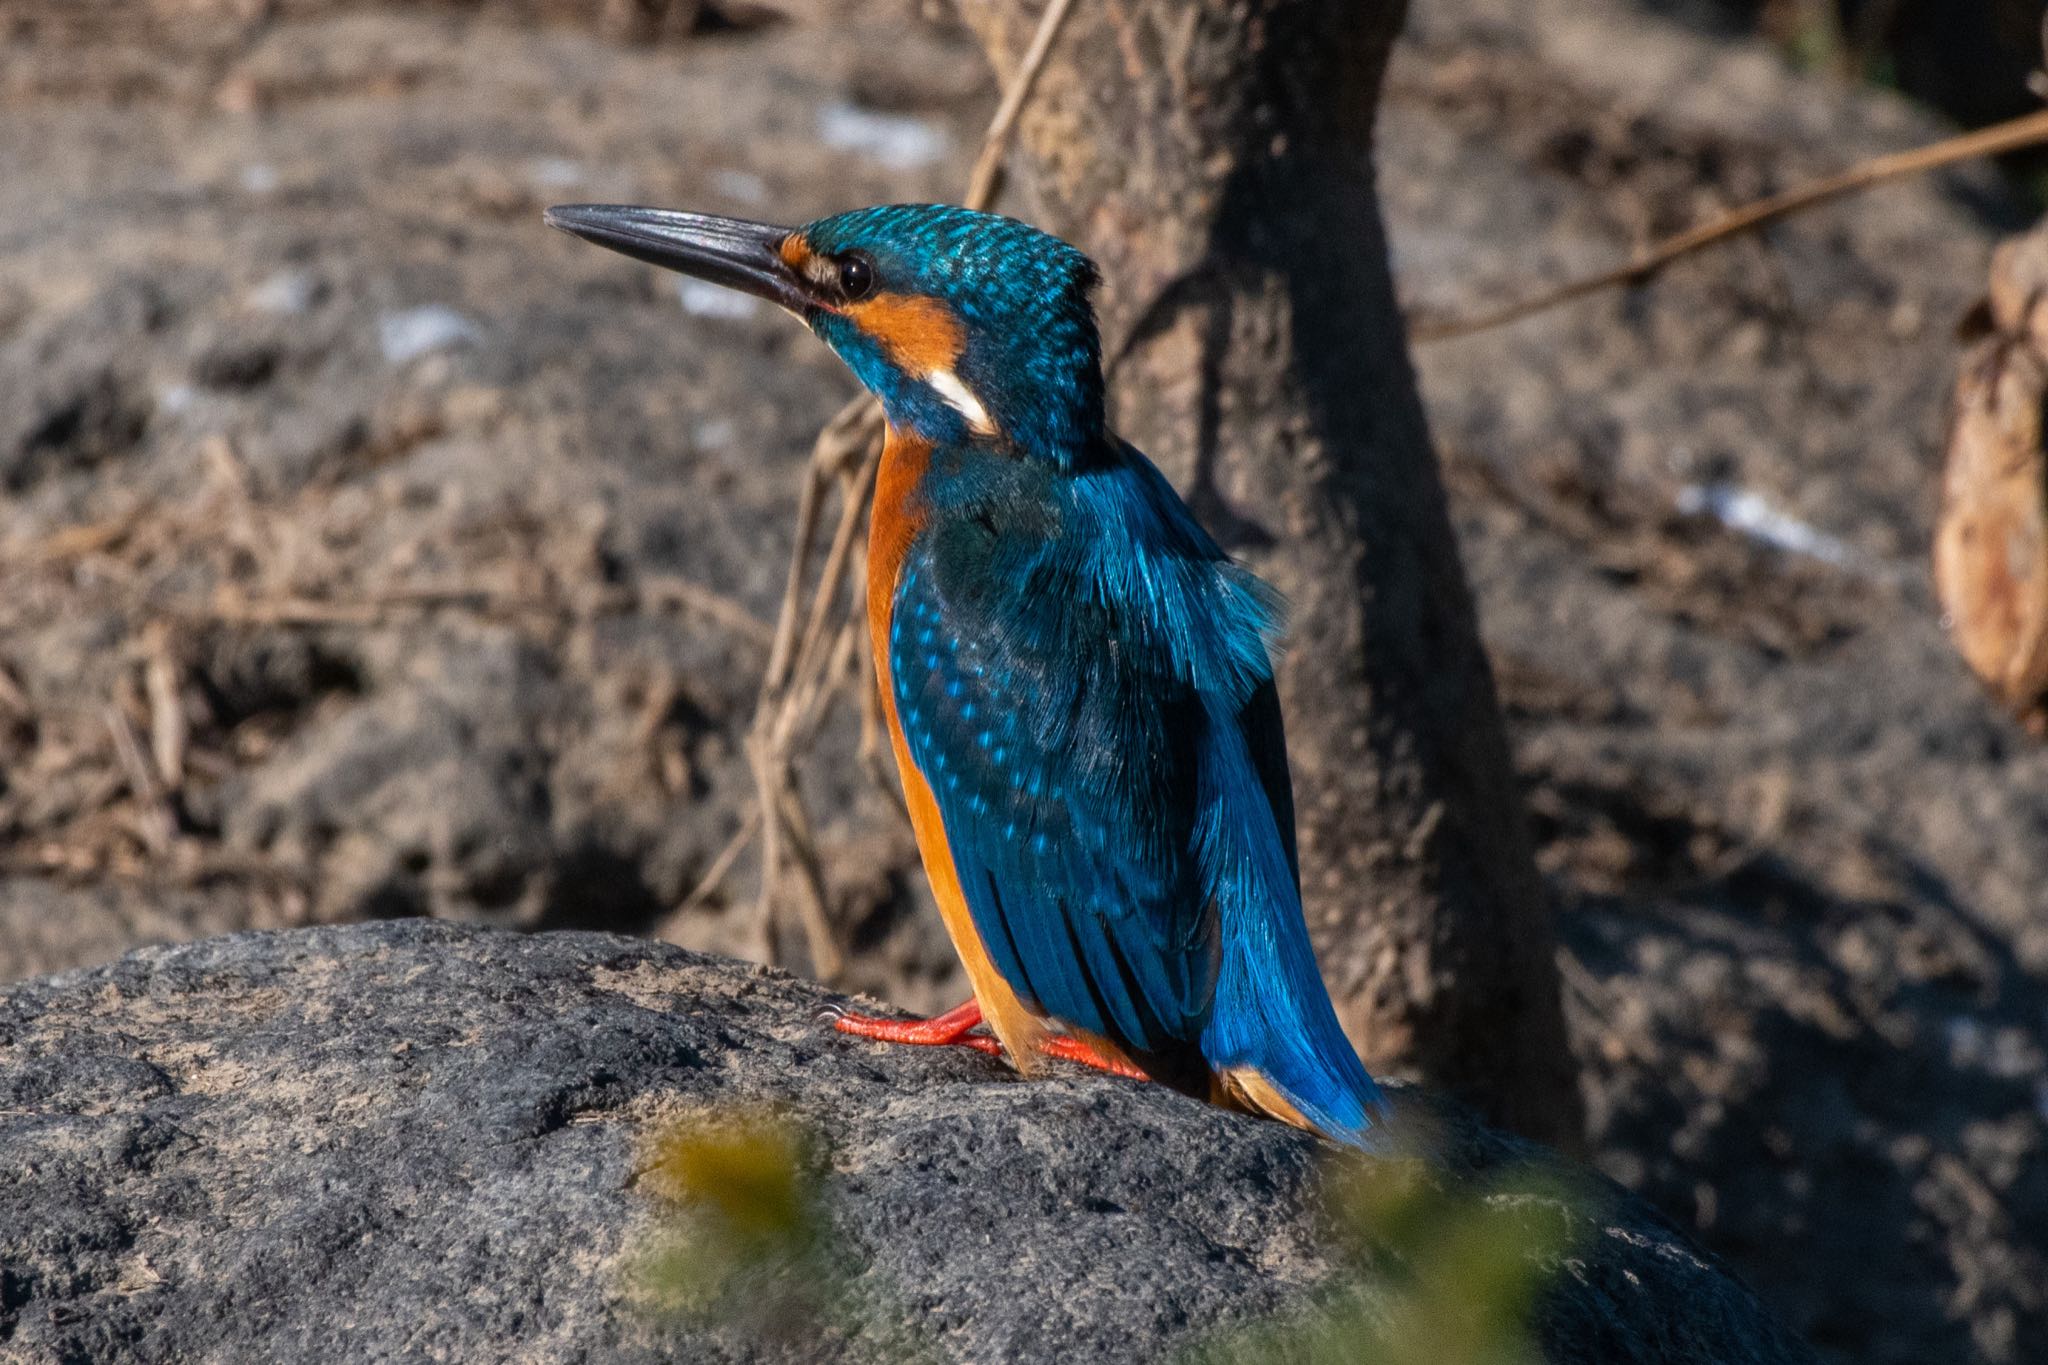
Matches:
[[964, 0, 1081, 211], [677, 806, 765, 913], [0, 662, 30, 718], [772, 780, 839, 982], [762, 436, 835, 693], [746, 733, 793, 966], [103, 704, 175, 855], [782, 415, 885, 719], [637, 575, 776, 647], [856, 658, 894, 793], [142, 623, 186, 791], [196, 576, 770, 642], [1411, 105, 2048, 343], [743, 406, 880, 970], [797, 623, 864, 750], [722, 0, 1083, 974]]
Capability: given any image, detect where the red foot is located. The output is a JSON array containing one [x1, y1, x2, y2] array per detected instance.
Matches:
[[1037, 1035, 1151, 1081], [830, 998, 1150, 1080], [832, 998, 1002, 1056]]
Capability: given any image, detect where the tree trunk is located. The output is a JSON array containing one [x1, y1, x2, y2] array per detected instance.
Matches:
[[956, 0, 1583, 1147]]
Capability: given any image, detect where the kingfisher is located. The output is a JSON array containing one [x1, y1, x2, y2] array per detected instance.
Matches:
[[545, 201, 1390, 1149]]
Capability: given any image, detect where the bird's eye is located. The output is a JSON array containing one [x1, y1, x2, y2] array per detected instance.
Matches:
[[837, 253, 875, 301]]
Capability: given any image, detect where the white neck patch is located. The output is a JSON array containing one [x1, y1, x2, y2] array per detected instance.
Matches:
[[924, 368, 997, 437]]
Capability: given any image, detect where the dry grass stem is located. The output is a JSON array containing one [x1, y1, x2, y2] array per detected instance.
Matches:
[[675, 806, 765, 914], [1412, 104, 2048, 342], [102, 703, 176, 855], [141, 623, 187, 791], [963, 0, 1081, 210]]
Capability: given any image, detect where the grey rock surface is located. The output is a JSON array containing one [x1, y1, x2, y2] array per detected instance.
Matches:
[[1, 921, 1813, 1365]]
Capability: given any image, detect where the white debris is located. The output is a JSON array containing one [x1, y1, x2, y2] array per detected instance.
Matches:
[[239, 163, 280, 195], [1675, 482, 1859, 569], [528, 157, 585, 190], [815, 100, 948, 171], [378, 305, 481, 364], [676, 278, 759, 321], [1945, 1016, 1987, 1069], [1939, 1015, 2041, 1079], [248, 269, 320, 316], [710, 168, 769, 205]]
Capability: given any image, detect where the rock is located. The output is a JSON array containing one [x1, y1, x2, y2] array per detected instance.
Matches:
[[0, 921, 1814, 1364]]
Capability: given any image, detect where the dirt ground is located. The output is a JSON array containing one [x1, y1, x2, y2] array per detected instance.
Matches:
[[0, 1, 2043, 1361]]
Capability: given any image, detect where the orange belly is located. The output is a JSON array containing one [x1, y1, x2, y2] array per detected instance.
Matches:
[[867, 426, 1048, 1068]]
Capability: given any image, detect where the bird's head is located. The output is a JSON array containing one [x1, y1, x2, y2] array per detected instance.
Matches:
[[545, 202, 1104, 464]]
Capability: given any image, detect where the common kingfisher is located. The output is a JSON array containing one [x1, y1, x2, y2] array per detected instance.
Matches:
[[546, 202, 1390, 1149]]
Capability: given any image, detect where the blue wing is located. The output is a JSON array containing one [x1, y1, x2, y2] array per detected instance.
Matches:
[[887, 448, 1283, 1063]]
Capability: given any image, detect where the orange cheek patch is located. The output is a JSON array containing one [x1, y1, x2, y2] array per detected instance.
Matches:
[[848, 293, 966, 376], [778, 233, 813, 272]]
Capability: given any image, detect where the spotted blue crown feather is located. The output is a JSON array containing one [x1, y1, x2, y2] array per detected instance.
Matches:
[[804, 205, 1105, 465]]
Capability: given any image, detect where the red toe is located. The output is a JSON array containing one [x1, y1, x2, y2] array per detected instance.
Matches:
[[832, 998, 986, 1047], [1037, 1035, 1150, 1080]]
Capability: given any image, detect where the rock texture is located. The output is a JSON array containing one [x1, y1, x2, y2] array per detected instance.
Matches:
[[1, 922, 1812, 1365]]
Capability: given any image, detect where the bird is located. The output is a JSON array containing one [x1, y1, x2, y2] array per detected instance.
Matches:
[[545, 201, 1390, 1150]]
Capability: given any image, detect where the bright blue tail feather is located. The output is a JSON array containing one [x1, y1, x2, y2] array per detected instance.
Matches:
[[1194, 691, 1391, 1150]]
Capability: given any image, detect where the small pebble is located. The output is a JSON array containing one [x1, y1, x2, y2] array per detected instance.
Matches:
[[815, 101, 948, 171], [378, 306, 482, 364], [677, 279, 758, 321], [249, 269, 320, 316], [527, 157, 585, 190], [710, 168, 769, 204]]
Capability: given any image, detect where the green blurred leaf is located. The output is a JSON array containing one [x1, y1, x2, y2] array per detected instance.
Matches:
[[1191, 1154, 1584, 1365], [634, 1108, 829, 1323], [629, 1106, 939, 1364]]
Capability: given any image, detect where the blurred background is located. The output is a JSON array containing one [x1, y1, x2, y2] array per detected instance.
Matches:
[[1, 1, 2046, 1361]]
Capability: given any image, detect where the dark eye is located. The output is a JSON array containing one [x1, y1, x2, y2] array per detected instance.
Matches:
[[837, 253, 874, 300]]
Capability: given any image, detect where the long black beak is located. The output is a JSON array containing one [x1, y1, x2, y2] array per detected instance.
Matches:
[[543, 204, 810, 315]]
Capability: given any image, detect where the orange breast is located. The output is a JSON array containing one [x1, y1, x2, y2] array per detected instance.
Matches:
[[867, 426, 1046, 1066]]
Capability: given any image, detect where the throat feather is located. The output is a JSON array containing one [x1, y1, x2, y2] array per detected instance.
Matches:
[[847, 294, 998, 438], [926, 368, 996, 435]]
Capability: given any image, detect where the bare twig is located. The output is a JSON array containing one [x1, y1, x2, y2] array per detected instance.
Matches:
[[746, 734, 792, 965], [193, 576, 771, 642], [742, 404, 882, 975], [636, 574, 776, 647], [762, 428, 838, 691], [6, 506, 149, 570], [142, 622, 187, 791], [103, 703, 176, 855], [782, 409, 886, 705], [786, 451, 882, 721], [773, 780, 841, 981], [0, 660, 30, 719], [675, 806, 765, 913], [1411, 105, 2048, 343], [964, 0, 1081, 211]]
